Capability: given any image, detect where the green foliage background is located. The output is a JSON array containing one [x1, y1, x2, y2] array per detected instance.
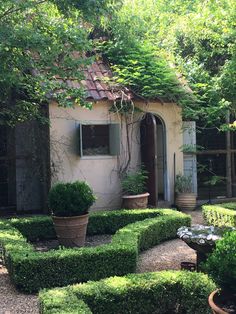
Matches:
[[0, 0, 121, 126], [1, 0, 235, 127], [101, 0, 236, 126]]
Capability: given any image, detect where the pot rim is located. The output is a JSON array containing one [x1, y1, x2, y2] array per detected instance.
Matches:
[[176, 192, 197, 196], [209, 289, 228, 314], [52, 213, 89, 220], [122, 192, 150, 199]]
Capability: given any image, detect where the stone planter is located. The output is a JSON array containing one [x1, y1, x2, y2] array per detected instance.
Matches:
[[177, 225, 235, 272], [52, 214, 89, 247], [176, 192, 196, 211], [122, 192, 150, 209]]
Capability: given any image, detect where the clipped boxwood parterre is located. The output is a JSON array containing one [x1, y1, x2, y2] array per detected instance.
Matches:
[[0, 209, 190, 292], [202, 203, 236, 227], [9, 209, 181, 241], [39, 271, 216, 314]]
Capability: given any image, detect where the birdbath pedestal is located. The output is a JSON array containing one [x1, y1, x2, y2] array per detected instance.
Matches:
[[177, 225, 233, 270]]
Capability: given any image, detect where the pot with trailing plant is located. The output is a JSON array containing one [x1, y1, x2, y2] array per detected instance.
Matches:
[[203, 231, 236, 314], [121, 168, 149, 209], [48, 181, 96, 247], [175, 173, 196, 211]]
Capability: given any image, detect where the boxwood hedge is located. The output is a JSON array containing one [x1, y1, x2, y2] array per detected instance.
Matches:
[[202, 203, 236, 227], [0, 209, 190, 292], [9, 209, 174, 241], [39, 271, 216, 314]]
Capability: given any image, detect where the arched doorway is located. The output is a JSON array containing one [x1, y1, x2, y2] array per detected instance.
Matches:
[[140, 113, 167, 206]]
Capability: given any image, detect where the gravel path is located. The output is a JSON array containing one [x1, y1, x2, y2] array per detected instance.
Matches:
[[137, 239, 196, 272], [190, 210, 205, 225], [0, 209, 205, 314], [137, 209, 205, 273], [0, 267, 38, 314], [34, 234, 112, 252], [0, 235, 112, 314]]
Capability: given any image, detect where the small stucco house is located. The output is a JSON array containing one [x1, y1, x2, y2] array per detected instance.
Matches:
[[0, 59, 186, 213], [49, 60, 184, 210]]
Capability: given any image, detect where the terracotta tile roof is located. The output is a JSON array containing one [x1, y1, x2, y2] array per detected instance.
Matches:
[[66, 59, 133, 101]]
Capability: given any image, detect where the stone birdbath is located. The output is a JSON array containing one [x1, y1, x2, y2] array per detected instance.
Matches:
[[177, 224, 234, 270]]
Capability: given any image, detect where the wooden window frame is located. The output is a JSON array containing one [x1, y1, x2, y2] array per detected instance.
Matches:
[[78, 122, 120, 158]]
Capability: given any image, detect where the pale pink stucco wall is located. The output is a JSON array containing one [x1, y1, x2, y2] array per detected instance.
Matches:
[[49, 100, 183, 210]]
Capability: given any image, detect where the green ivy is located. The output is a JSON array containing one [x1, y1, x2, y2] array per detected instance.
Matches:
[[101, 40, 195, 107], [102, 0, 236, 126]]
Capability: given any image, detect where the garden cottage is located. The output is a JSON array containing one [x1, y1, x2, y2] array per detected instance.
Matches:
[[0, 59, 190, 212]]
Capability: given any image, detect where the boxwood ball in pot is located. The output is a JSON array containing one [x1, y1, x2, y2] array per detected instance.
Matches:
[[49, 181, 96, 247]]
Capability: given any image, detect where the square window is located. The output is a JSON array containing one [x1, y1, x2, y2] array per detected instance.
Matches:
[[78, 123, 120, 157], [82, 125, 110, 155]]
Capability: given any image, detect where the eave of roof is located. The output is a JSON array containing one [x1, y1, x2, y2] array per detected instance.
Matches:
[[66, 59, 133, 102]]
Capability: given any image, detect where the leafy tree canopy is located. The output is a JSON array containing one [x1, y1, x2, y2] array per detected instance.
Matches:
[[2, 0, 235, 128], [0, 0, 121, 126], [102, 0, 236, 127]]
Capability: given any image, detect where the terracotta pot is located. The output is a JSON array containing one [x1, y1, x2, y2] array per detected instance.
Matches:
[[122, 192, 150, 209], [52, 214, 89, 247], [176, 193, 196, 211], [209, 290, 228, 314]]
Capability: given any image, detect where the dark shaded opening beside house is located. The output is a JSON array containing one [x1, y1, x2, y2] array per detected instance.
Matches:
[[0, 115, 50, 215], [0, 126, 15, 210], [196, 126, 236, 200]]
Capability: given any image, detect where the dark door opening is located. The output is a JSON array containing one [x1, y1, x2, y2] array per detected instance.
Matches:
[[0, 126, 8, 206], [0, 120, 50, 214], [0, 126, 16, 209], [140, 113, 166, 206]]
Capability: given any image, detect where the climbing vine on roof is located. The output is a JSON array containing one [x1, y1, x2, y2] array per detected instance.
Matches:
[[100, 0, 236, 127], [102, 40, 195, 107]]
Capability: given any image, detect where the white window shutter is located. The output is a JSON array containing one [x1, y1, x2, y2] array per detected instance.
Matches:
[[183, 121, 197, 194]]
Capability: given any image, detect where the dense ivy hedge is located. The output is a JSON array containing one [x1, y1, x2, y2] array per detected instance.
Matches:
[[0, 209, 190, 292], [202, 203, 236, 227], [39, 271, 216, 314]]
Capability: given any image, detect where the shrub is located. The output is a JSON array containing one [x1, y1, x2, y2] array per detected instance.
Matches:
[[10, 216, 56, 241], [202, 204, 236, 227], [0, 209, 190, 292], [175, 174, 192, 193], [39, 271, 216, 314], [9, 209, 165, 241], [39, 289, 92, 314], [219, 202, 236, 210], [121, 168, 148, 195], [88, 209, 164, 235], [48, 181, 96, 217], [203, 231, 236, 293]]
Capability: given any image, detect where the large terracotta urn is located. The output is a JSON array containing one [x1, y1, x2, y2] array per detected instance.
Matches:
[[52, 214, 89, 247], [176, 192, 196, 211], [122, 192, 150, 209], [209, 290, 231, 314]]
